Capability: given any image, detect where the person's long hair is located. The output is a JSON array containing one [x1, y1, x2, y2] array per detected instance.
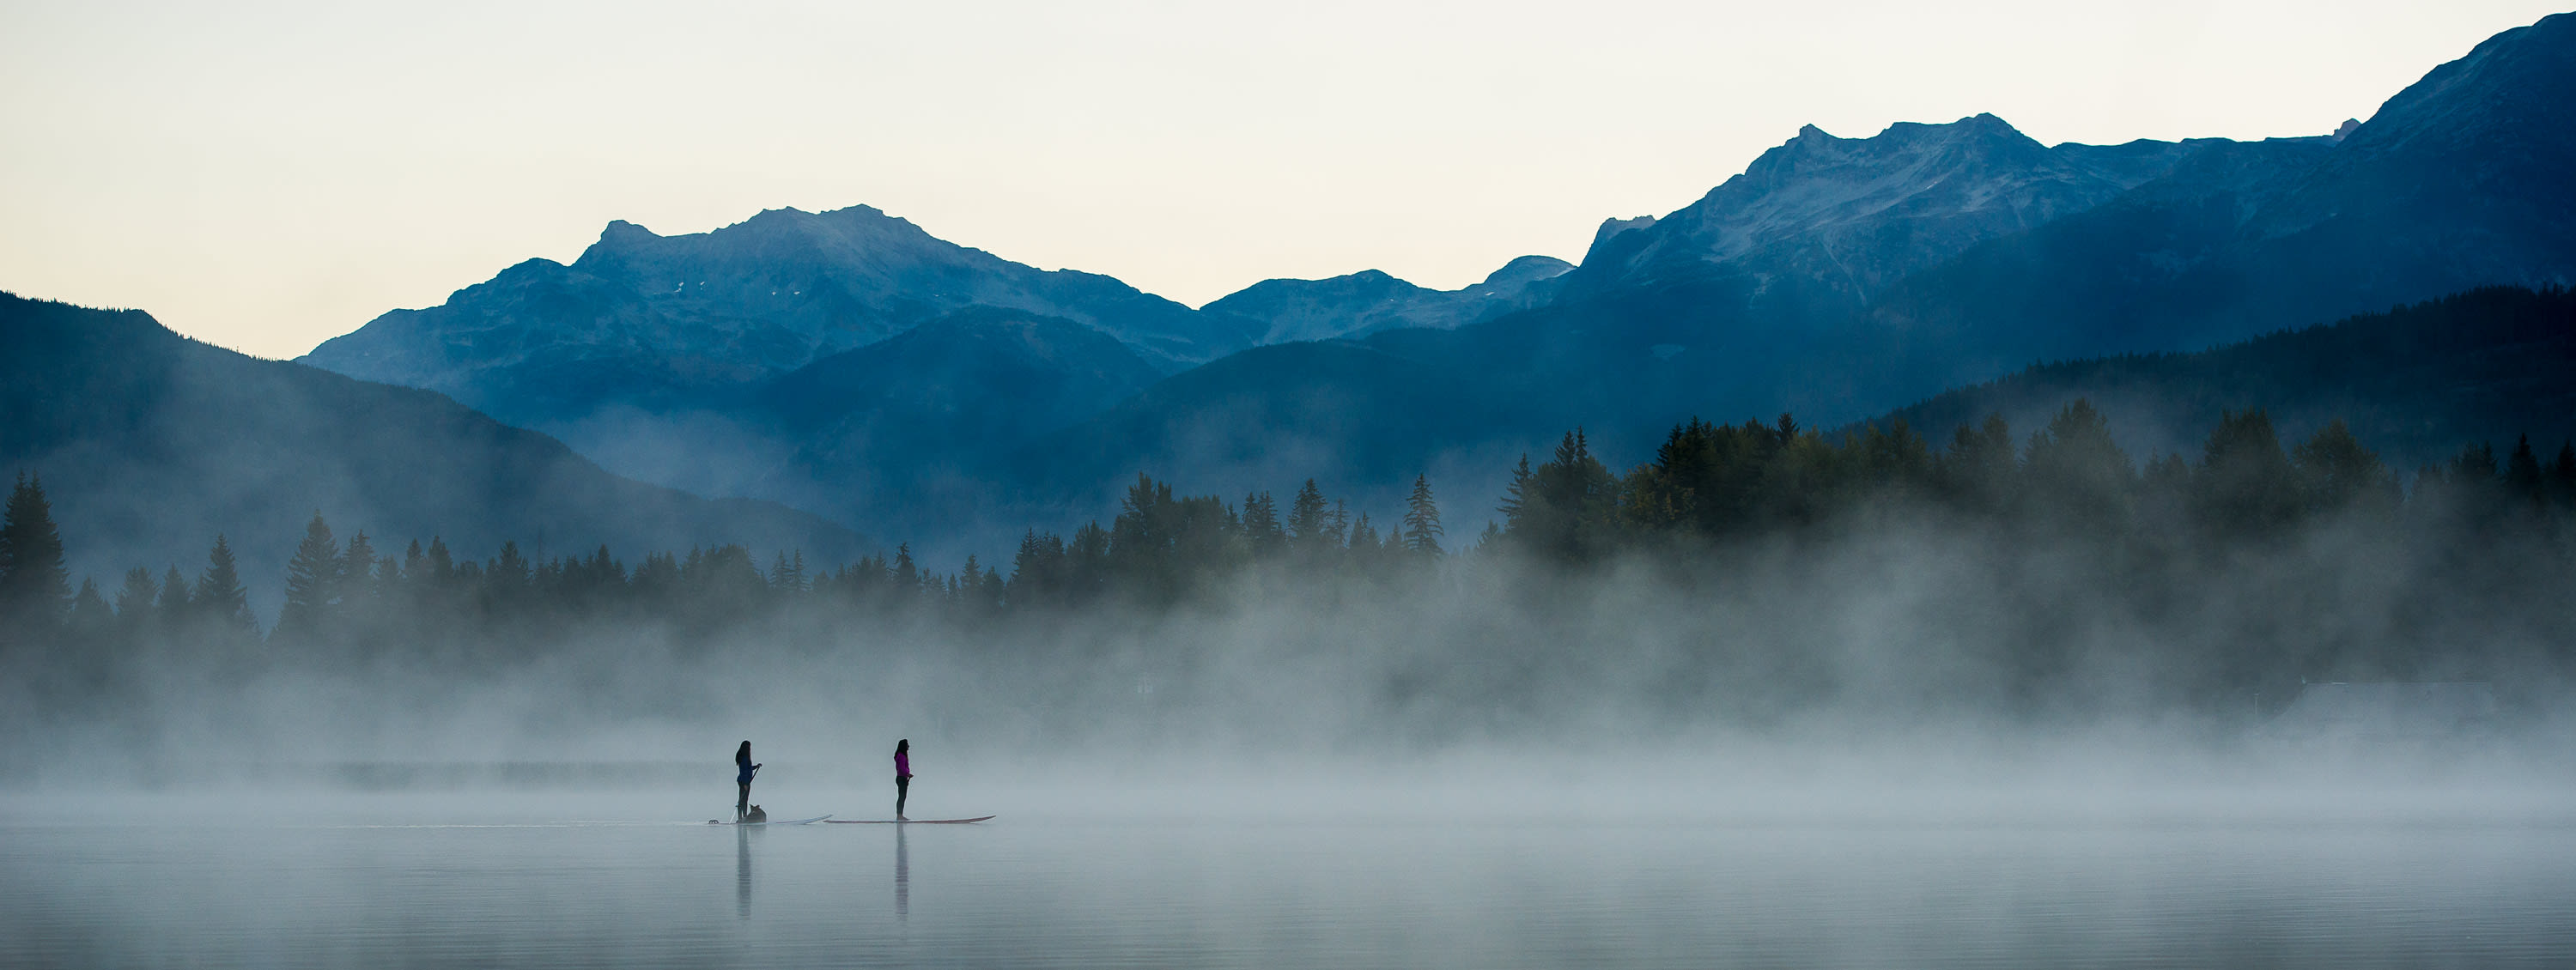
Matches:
[[895, 738, 908, 755], [737, 741, 751, 764]]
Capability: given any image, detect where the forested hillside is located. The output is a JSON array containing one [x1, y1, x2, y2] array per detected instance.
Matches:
[[0, 292, 860, 613], [1874, 287, 2576, 469]]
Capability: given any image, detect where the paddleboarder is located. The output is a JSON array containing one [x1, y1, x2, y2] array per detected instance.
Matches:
[[894, 739, 912, 821], [736, 741, 762, 821]]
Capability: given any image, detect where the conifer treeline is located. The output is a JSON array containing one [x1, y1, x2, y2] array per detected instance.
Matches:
[[2, 402, 2572, 685], [1495, 403, 2576, 561]]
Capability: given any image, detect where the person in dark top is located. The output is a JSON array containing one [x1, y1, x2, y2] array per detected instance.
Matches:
[[735, 741, 762, 821], [894, 739, 912, 821]]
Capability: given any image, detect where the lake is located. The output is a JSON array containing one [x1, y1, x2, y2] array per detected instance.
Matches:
[[6, 776, 2575, 968]]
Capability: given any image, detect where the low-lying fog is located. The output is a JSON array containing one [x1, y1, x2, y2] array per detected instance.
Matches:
[[8, 506, 2573, 966]]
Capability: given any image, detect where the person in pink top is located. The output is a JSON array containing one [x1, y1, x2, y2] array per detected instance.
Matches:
[[893, 738, 913, 821]]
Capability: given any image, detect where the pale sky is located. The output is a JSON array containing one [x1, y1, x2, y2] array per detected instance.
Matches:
[[2, 0, 2565, 360]]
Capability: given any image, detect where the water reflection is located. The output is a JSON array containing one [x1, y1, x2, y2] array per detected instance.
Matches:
[[894, 825, 908, 921], [736, 826, 755, 921]]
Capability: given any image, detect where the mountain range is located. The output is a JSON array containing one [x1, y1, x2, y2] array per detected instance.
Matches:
[[0, 292, 861, 615], [197, 10, 2576, 555]]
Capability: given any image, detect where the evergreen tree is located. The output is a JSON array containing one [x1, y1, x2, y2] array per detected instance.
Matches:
[[425, 537, 456, 587], [1009, 530, 1068, 606], [893, 543, 920, 593], [192, 534, 253, 632], [1498, 454, 1534, 530], [633, 550, 681, 601], [1401, 475, 1444, 555], [1067, 523, 1110, 602], [0, 472, 72, 629], [113, 567, 158, 619], [66, 577, 113, 637], [489, 541, 531, 594], [2505, 434, 2544, 506], [276, 512, 341, 640], [1937, 414, 2017, 513], [1349, 513, 1379, 558], [2291, 419, 2389, 512], [1512, 429, 1619, 561], [342, 531, 381, 614], [977, 565, 1005, 608], [1287, 479, 1329, 549], [769, 550, 808, 594], [155, 565, 188, 620], [2450, 440, 2499, 482], [2020, 399, 2134, 533], [2191, 410, 2303, 538], [61, 578, 116, 684], [1242, 491, 1285, 558]]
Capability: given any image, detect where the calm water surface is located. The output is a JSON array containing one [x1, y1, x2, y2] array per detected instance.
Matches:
[[6, 789, 2575, 967]]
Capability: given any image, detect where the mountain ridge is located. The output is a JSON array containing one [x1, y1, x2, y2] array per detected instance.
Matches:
[[2, 291, 862, 614], [275, 10, 2576, 557]]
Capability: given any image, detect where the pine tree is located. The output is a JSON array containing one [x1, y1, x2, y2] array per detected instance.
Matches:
[[2192, 410, 2303, 538], [769, 550, 808, 594], [155, 565, 188, 620], [2291, 419, 2388, 512], [977, 565, 1005, 609], [2505, 434, 2544, 506], [342, 531, 380, 615], [1938, 414, 2017, 514], [276, 512, 341, 640], [1067, 523, 1110, 602], [0, 472, 72, 629], [1287, 479, 1328, 549], [893, 543, 920, 593], [2020, 399, 2134, 532], [193, 534, 253, 632], [490, 541, 531, 592], [65, 578, 114, 644], [1498, 455, 1534, 530], [114, 567, 158, 620], [1401, 475, 1443, 555], [426, 537, 456, 586], [60, 577, 116, 682], [1242, 491, 1285, 558], [1513, 429, 1619, 561]]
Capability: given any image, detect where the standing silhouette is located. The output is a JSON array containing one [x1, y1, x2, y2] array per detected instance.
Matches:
[[894, 739, 912, 821], [735, 741, 762, 820]]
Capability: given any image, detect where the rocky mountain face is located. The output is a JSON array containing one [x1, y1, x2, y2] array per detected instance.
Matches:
[[1554, 114, 2201, 307], [303, 205, 1257, 426], [1858, 10, 2576, 391], [0, 292, 860, 615], [1003, 13, 2576, 533], [1203, 255, 1573, 343], [286, 12, 2576, 559]]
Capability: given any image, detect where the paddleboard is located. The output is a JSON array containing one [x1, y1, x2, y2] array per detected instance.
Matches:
[[707, 815, 832, 825], [825, 815, 995, 824]]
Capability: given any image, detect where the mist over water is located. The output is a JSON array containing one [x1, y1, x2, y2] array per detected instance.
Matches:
[[9, 760, 2576, 969], [8, 430, 2575, 966]]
